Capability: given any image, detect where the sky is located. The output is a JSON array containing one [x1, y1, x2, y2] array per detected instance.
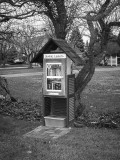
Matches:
[[83, 35, 89, 43]]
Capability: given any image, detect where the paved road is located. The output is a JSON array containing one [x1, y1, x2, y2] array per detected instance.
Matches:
[[0, 67, 120, 78]]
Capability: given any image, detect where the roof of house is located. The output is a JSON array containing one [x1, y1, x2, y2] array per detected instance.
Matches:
[[106, 41, 120, 56], [31, 38, 84, 66]]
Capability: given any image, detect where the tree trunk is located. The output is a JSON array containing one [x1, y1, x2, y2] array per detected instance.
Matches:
[[74, 49, 104, 118], [2, 61, 6, 67], [27, 55, 33, 69], [75, 54, 96, 117], [0, 76, 16, 102], [50, 0, 67, 40], [1, 53, 6, 67], [54, 23, 66, 39], [28, 61, 33, 68]]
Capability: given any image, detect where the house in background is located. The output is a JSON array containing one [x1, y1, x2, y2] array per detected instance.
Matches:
[[107, 53, 120, 66], [82, 39, 120, 66], [105, 41, 120, 66]]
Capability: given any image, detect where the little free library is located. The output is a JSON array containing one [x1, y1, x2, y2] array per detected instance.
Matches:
[[31, 38, 82, 128]]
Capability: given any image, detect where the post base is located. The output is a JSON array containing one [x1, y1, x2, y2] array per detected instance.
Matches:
[[44, 116, 66, 128]]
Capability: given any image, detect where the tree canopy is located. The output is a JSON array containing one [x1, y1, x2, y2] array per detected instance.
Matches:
[[69, 27, 85, 52], [0, 0, 37, 23]]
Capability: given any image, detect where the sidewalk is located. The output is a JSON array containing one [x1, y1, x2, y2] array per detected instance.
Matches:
[[24, 126, 71, 140], [72, 66, 120, 75], [0, 65, 40, 70], [1, 72, 43, 78], [1, 67, 120, 78], [0, 66, 28, 70], [95, 66, 120, 71]]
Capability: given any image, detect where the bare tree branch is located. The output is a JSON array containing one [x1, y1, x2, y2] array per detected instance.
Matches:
[[0, 0, 38, 23], [0, 0, 30, 7], [0, 10, 36, 23], [82, 0, 120, 22], [98, 0, 111, 14]]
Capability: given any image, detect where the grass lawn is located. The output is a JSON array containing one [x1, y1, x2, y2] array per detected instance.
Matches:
[[82, 70, 120, 112], [81, 69, 120, 113], [0, 114, 120, 160], [8, 75, 43, 102], [0, 66, 120, 160], [2, 67, 120, 113]]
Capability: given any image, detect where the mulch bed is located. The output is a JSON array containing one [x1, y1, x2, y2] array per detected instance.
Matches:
[[0, 99, 120, 129], [0, 99, 42, 121], [74, 111, 120, 129]]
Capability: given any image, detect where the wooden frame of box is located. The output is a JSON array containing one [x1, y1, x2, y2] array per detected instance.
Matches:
[[42, 74, 75, 127]]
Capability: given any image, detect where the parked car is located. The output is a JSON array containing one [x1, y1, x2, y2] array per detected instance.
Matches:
[[7, 60, 15, 65], [14, 59, 24, 64]]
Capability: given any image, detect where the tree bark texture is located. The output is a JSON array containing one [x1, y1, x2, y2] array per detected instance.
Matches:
[[0, 77, 16, 101], [27, 55, 33, 68]]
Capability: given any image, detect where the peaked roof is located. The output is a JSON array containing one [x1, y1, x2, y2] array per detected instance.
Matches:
[[31, 38, 84, 66]]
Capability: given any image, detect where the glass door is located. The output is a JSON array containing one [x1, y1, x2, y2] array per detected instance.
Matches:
[[46, 63, 63, 91]]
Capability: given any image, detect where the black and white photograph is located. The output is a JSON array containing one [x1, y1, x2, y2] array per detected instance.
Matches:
[[0, 0, 120, 159]]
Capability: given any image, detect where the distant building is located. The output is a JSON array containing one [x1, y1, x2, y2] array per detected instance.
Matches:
[[106, 42, 120, 66], [106, 53, 120, 66]]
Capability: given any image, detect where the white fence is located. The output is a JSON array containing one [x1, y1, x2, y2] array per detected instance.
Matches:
[[107, 56, 120, 66]]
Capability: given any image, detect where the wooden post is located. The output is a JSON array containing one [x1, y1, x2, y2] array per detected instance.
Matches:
[[116, 56, 117, 66], [111, 56, 112, 66]]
